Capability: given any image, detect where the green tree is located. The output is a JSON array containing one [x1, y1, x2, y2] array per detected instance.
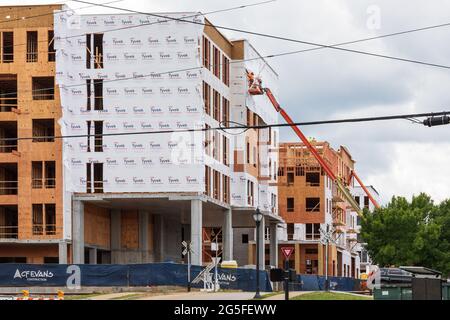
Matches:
[[361, 193, 450, 276]]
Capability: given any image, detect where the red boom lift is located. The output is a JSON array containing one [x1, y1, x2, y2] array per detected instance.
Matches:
[[246, 70, 380, 215]]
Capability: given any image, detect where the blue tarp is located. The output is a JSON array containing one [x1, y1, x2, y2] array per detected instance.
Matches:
[[290, 274, 361, 292], [0, 263, 271, 291]]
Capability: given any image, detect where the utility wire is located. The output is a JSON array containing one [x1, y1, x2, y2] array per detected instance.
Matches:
[[0, 111, 447, 143], [0, 0, 275, 50], [72, 0, 450, 70]]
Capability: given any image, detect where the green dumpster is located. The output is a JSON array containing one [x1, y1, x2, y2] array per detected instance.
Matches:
[[443, 284, 450, 300], [400, 287, 412, 300], [373, 287, 402, 300]]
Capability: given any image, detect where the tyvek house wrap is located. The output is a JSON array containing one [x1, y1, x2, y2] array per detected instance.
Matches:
[[54, 8, 206, 194]]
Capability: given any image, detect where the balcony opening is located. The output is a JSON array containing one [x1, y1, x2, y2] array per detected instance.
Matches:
[[0, 74, 17, 111], [1, 32, 13, 63], [287, 223, 294, 240], [287, 197, 294, 212], [87, 162, 103, 193], [32, 76, 54, 100], [0, 121, 17, 152], [306, 172, 320, 186], [32, 161, 55, 189], [0, 205, 18, 239], [48, 30, 55, 62], [32, 203, 56, 236], [0, 163, 18, 195], [306, 197, 321, 212], [26, 31, 38, 62], [86, 33, 103, 69], [32, 119, 54, 142]]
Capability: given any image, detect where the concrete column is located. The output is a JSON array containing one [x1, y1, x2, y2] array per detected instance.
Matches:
[[154, 215, 165, 262], [191, 199, 202, 266], [72, 200, 84, 264], [110, 209, 121, 263], [222, 209, 233, 261], [269, 223, 278, 268], [139, 210, 149, 262], [89, 248, 97, 264], [58, 240, 68, 264], [257, 216, 265, 270]]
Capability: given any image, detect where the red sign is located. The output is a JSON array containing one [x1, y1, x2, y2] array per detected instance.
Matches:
[[281, 247, 294, 260]]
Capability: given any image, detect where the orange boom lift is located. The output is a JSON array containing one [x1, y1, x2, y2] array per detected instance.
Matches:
[[246, 70, 380, 214]]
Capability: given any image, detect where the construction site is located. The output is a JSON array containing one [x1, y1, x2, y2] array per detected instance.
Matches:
[[0, 2, 448, 304]]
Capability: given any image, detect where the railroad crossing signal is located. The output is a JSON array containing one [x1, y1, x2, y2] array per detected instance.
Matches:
[[281, 247, 294, 260], [182, 241, 193, 256]]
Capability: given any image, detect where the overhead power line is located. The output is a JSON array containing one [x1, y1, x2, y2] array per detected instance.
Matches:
[[72, 0, 450, 70], [0, 111, 447, 143]]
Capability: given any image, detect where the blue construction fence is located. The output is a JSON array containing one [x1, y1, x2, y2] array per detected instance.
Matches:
[[0, 263, 361, 292], [290, 274, 362, 292], [0, 262, 272, 292]]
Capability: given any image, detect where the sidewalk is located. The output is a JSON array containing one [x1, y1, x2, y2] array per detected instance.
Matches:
[[139, 291, 272, 300]]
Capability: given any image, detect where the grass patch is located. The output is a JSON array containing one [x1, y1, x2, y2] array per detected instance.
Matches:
[[292, 292, 372, 300], [110, 293, 146, 300], [252, 292, 282, 300]]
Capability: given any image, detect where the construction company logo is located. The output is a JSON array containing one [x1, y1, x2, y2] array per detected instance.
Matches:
[[159, 87, 173, 96], [124, 87, 137, 95], [177, 86, 190, 95], [138, 17, 151, 25], [70, 158, 83, 167], [129, 37, 142, 46], [71, 54, 83, 63], [186, 70, 200, 79], [13, 269, 54, 282], [107, 53, 119, 62], [150, 176, 163, 184], [85, 17, 98, 27], [186, 105, 199, 113], [185, 141, 197, 149], [106, 87, 119, 96], [150, 72, 163, 81], [231, 193, 242, 201], [184, 36, 196, 45], [77, 38, 87, 47], [132, 177, 145, 185], [79, 177, 87, 185], [150, 106, 163, 114], [132, 106, 145, 114], [168, 106, 181, 114], [158, 121, 171, 129], [122, 122, 136, 131], [103, 16, 116, 26], [165, 36, 178, 45], [132, 72, 145, 80], [159, 156, 172, 165], [142, 87, 155, 95], [140, 121, 153, 130], [141, 52, 155, 61], [105, 122, 119, 131], [78, 142, 88, 150], [114, 142, 127, 151], [123, 52, 137, 61], [71, 88, 83, 96], [156, 17, 170, 25], [112, 37, 125, 46], [114, 106, 128, 115], [141, 157, 154, 166], [96, 73, 108, 80], [105, 158, 119, 166], [167, 140, 179, 149], [149, 141, 162, 149], [123, 158, 136, 166], [78, 72, 90, 80], [168, 176, 180, 184], [215, 273, 237, 285], [121, 16, 134, 26], [147, 37, 160, 46], [114, 177, 127, 185], [159, 52, 173, 61], [114, 72, 127, 79], [131, 142, 144, 151], [186, 176, 199, 184], [176, 121, 189, 129], [70, 123, 83, 131], [177, 52, 190, 60], [168, 72, 181, 80]]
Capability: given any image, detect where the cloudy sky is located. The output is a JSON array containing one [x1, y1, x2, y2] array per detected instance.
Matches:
[[4, 0, 450, 204]]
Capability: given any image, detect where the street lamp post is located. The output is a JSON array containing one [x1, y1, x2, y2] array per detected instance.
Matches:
[[253, 208, 263, 299]]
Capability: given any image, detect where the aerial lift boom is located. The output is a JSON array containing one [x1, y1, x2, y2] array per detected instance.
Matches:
[[246, 70, 380, 215]]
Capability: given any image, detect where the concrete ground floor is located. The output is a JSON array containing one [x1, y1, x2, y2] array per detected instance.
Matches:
[[0, 193, 283, 269]]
